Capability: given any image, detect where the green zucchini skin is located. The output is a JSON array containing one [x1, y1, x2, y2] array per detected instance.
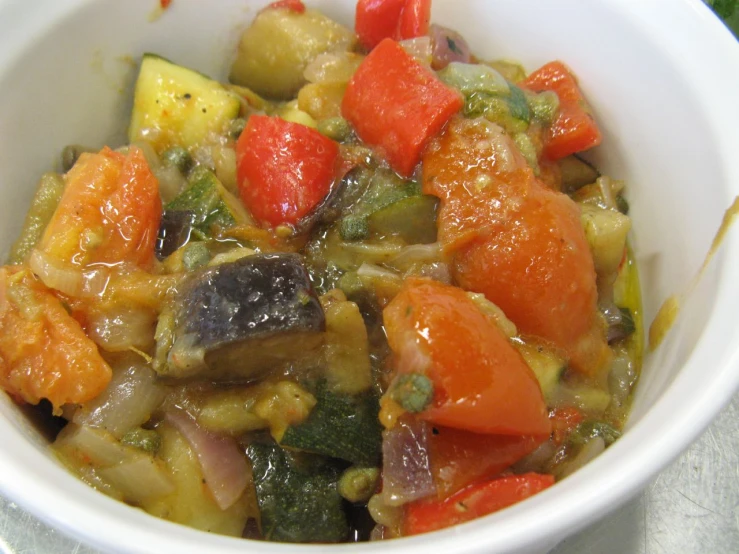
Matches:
[[165, 167, 244, 238], [280, 385, 383, 466], [246, 442, 349, 543]]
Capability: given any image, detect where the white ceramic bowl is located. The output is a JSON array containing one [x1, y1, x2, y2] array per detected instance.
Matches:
[[1, 1, 738, 553]]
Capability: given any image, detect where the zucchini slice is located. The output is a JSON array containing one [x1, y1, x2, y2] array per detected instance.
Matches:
[[165, 166, 249, 239], [129, 54, 240, 153], [247, 442, 348, 543], [280, 385, 383, 466]]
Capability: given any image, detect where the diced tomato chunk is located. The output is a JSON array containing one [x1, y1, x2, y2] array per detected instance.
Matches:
[[236, 115, 339, 227], [342, 38, 462, 177], [37, 146, 161, 270], [0, 267, 112, 412], [383, 278, 550, 436], [422, 117, 610, 375]]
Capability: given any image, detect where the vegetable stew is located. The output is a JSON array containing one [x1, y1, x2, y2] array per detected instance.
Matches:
[[0, 0, 642, 543]]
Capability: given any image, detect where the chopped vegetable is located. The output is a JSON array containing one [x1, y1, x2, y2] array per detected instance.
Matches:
[[236, 114, 340, 227], [521, 61, 602, 160], [229, 6, 355, 100], [423, 116, 611, 376], [280, 385, 383, 465], [35, 146, 161, 272], [8, 173, 65, 264], [396, 0, 432, 43], [429, 426, 544, 497], [512, 340, 566, 403], [367, 194, 439, 244], [155, 210, 195, 260], [355, 0, 431, 50], [342, 39, 463, 177], [143, 422, 254, 536], [580, 204, 632, 276], [166, 166, 249, 238], [247, 441, 348, 542], [404, 473, 555, 535], [321, 292, 373, 394], [381, 418, 436, 505], [439, 62, 510, 96], [53, 424, 175, 505], [165, 409, 249, 511], [129, 55, 241, 153], [0, 267, 112, 412], [383, 278, 551, 436], [355, 0, 406, 50], [297, 82, 347, 121], [120, 428, 161, 454], [559, 154, 599, 191], [73, 357, 164, 438], [160, 254, 325, 381]]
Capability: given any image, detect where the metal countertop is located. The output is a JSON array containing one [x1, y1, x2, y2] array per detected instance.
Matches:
[[0, 393, 736, 554]]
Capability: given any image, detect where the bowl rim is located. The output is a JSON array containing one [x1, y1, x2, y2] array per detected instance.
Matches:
[[0, 0, 738, 553]]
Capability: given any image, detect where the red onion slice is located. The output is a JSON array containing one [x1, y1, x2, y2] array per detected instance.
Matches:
[[166, 409, 248, 510], [381, 418, 436, 506], [430, 24, 471, 70]]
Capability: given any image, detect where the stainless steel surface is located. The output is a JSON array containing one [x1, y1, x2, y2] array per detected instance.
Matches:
[[0, 394, 736, 553]]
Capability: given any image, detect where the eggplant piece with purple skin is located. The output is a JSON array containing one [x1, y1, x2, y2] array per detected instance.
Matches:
[[160, 253, 325, 382], [155, 210, 196, 261]]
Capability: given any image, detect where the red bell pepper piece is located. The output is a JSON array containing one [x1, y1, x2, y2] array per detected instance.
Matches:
[[521, 61, 602, 160], [383, 278, 551, 437], [236, 115, 339, 227], [356, 0, 405, 50], [355, 0, 431, 50], [342, 38, 462, 177], [404, 473, 555, 535], [429, 426, 545, 497], [397, 0, 432, 42], [261, 0, 305, 14]]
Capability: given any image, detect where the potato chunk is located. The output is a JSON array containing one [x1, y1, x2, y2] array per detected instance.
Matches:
[[229, 8, 355, 100]]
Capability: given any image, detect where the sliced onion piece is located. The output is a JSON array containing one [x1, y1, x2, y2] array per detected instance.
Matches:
[[74, 358, 165, 438], [87, 307, 157, 353], [29, 249, 108, 298], [98, 456, 175, 503], [165, 409, 248, 510], [357, 262, 401, 282], [381, 418, 436, 506], [388, 242, 443, 272]]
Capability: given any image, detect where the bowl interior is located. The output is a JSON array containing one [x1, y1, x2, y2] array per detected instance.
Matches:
[[0, 0, 737, 553]]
